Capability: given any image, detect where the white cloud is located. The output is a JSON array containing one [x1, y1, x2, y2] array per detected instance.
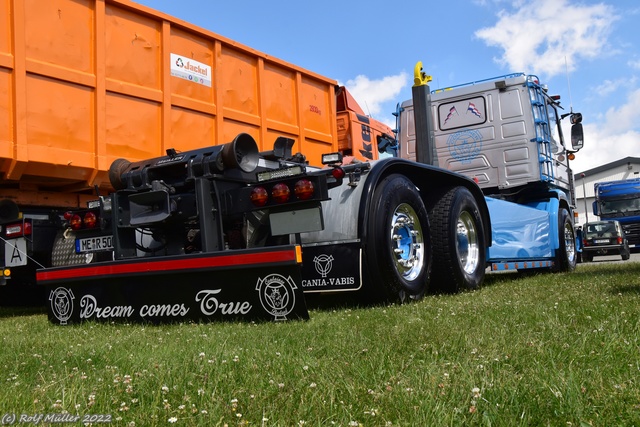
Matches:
[[571, 88, 640, 172], [594, 77, 637, 97], [475, 0, 617, 78], [629, 59, 640, 70], [341, 72, 408, 120]]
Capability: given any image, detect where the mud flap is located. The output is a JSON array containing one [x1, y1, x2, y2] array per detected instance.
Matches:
[[38, 246, 308, 324], [300, 242, 362, 293]]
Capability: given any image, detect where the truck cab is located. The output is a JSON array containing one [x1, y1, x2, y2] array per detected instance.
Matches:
[[593, 178, 640, 248], [396, 73, 583, 200]]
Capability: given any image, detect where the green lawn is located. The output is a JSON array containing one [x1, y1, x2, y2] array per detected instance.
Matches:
[[1, 261, 639, 426]]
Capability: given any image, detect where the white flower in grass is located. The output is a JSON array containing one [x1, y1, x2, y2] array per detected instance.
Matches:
[[472, 387, 481, 398], [168, 417, 177, 423]]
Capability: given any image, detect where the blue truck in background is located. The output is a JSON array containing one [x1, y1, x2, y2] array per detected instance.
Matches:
[[593, 178, 640, 248]]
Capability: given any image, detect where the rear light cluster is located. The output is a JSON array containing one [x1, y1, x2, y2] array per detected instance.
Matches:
[[5, 221, 32, 238], [250, 179, 315, 208], [64, 211, 99, 231]]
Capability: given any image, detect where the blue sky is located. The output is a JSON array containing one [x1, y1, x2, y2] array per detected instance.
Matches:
[[137, 0, 640, 174]]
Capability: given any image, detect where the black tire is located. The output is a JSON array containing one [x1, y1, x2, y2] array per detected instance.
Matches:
[[582, 252, 593, 263], [622, 245, 631, 261], [366, 174, 431, 302], [429, 186, 486, 293], [553, 208, 577, 272]]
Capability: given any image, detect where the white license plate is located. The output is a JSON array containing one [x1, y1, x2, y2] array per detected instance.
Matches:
[[5, 237, 27, 267], [75, 236, 114, 253], [594, 239, 609, 244]]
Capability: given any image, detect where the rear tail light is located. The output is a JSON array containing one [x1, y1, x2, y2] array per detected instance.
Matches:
[[64, 210, 101, 230], [68, 214, 82, 230], [250, 187, 269, 207], [5, 221, 32, 238], [83, 212, 98, 228], [617, 237, 623, 244], [249, 180, 317, 207], [294, 179, 314, 200], [271, 183, 291, 204]]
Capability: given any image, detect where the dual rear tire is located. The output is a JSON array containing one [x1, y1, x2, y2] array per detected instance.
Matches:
[[366, 177, 486, 301]]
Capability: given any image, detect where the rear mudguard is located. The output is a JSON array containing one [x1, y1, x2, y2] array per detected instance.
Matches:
[[38, 245, 308, 324]]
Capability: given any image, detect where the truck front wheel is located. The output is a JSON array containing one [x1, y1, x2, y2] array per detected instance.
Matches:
[[553, 208, 577, 272], [429, 186, 486, 293], [366, 174, 431, 302]]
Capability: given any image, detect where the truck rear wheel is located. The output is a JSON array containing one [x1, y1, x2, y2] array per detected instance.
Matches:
[[429, 186, 486, 293], [366, 174, 431, 302], [553, 208, 576, 272]]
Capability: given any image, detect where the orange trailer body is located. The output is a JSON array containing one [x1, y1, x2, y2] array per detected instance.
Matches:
[[0, 0, 338, 208]]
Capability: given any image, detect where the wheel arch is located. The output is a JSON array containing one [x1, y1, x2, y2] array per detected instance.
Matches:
[[357, 158, 492, 248], [546, 189, 574, 251]]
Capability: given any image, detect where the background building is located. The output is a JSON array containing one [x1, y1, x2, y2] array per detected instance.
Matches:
[[573, 157, 640, 226]]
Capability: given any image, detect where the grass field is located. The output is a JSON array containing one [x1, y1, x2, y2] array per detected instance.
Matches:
[[1, 261, 639, 426]]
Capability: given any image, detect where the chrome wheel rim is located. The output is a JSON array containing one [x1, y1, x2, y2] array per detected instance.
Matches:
[[390, 203, 425, 281], [456, 211, 480, 275]]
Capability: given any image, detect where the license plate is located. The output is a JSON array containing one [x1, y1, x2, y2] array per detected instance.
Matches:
[[594, 239, 609, 244], [5, 237, 27, 267], [270, 207, 323, 236], [75, 236, 114, 253]]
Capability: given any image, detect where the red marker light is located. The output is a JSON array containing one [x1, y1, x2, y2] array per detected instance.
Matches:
[[23, 221, 32, 235], [331, 167, 345, 180]]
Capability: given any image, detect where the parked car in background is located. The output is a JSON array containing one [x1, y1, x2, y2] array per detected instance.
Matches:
[[582, 220, 631, 262]]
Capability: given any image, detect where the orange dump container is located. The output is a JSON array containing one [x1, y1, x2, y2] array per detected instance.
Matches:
[[0, 0, 338, 207]]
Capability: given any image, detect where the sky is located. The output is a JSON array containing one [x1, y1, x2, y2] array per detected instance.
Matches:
[[136, 0, 640, 174]]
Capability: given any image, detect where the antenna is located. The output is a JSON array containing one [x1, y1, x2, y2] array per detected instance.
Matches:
[[364, 100, 372, 118], [565, 56, 574, 113]]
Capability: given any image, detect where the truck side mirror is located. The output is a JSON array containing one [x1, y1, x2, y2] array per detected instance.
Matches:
[[592, 200, 598, 216], [571, 123, 584, 151]]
